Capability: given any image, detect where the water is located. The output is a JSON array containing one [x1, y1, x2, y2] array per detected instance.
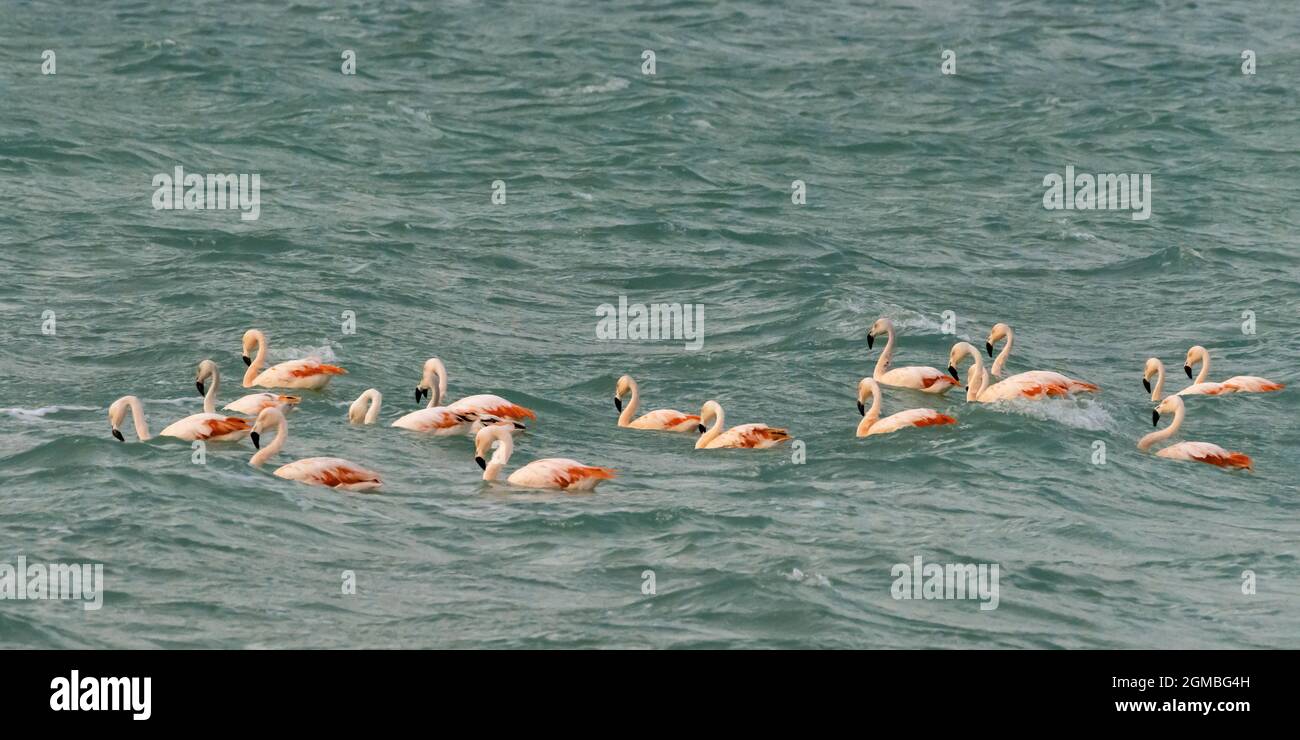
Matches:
[[2, 1, 1298, 648]]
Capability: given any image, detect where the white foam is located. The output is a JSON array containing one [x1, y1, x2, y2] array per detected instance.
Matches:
[[983, 397, 1114, 431], [2, 405, 98, 420]]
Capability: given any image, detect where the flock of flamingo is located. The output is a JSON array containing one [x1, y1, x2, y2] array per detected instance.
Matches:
[[106, 322, 1285, 492]]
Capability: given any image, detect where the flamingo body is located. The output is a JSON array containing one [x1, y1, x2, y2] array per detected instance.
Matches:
[[272, 457, 383, 492]]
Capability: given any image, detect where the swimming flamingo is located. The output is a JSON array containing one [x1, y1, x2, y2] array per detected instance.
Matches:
[[1138, 395, 1253, 471], [394, 358, 532, 434], [614, 374, 700, 432], [241, 329, 346, 390], [867, 317, 960, 394], [1142, 357, 1231, 400], [948, 342, 1099, 402], [695, 400, 791, 449], [108, 392, 242, 443], [855, 378, 956, 437], [108, 396, 153, 441], [1184, 345, 1284, 394], [250, 406, 382, 491], [196, 358, 302, 415], [348, 389, 383, 425], [473, 424, 614, 491]]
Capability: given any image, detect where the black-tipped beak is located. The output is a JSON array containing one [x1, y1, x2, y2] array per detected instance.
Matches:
[[251, 431, 261, 449], [475, 456, 486, 470], [857, 401, 865, 416], [1152, 410, 1160, 427], [948, 365, 960, 382], [867, 333, 875, 350], [1142, 378, 1151, 393], [986, 341, 994, 357], [196, 381, 206, 396], [112, 429, 124, 442], [613, 396, 623, 412], [242, 355, 251, 367], [696, 423, 706, 433], [1183, 365, 1193, 379]]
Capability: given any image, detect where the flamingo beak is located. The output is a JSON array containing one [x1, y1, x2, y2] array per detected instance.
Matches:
[[613, 396, 623, 412], [112, 429, 124, 442], [986, 341, 994, 357], [1184, 365, 1193, 379], [696, 423, 706, 433], [948, 365, 960, 382], [196, 381, 206, 396], [867, 333, 875, 350], [415, 386, 430, 403], [242, 355, 252, 367], [475, 456, 487, 470], [1142, 378, 1151, 393], [251, 431, 261, 449], [857, 401, 865, 416], [1152, 410, 1160, 427]]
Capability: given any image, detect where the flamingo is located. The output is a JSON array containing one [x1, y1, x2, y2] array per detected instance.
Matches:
[[948, 342, 1099, 402], [1184, 346, 1284, 394], [196, 358, 302, 415], [855, 378, 956, 437], [250, 406, 382, 491], [241, 329, 346, 390], [348, 389, 383, 425], [614, 374, 699, 432], [1142, 357, 1231, 400], [695, 400, 791, 449], [1138, 395, 1253, 470], [866, 317, 960, 394], [395, 357, 535, 433], [473, 424, 614, 491]]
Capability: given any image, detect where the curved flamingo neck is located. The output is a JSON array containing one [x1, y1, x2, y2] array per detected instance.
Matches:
[[423, 360, 448, 408], [873, 326, 896, 380], [857, 383, 882, 435], [1150, 362, 1165, 402], [243, 331, 268, 387], [992, 329, 1014, 377], [1194, 350, 1210, 384], [962, 347, 988, 400], [126, 397, 152, 441], [696, 402, 725, 448], [203, 366, 220, 414], [618, 378, 640, 426], [483, 428, 513, 481], [250, 414, 286, 467], [1138, 402, 1183, 451]]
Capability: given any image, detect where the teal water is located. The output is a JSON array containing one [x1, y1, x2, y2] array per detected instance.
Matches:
[[2, 1, 1298, 648]]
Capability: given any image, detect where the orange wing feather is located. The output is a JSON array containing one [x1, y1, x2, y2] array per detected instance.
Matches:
[[200, 417, 251, 439]]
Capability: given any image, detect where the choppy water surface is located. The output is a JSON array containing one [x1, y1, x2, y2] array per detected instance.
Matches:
[[1, 1, 1298, 648]]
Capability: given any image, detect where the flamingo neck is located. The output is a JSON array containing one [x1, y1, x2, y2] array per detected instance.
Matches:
[[1138, 403, 1183, 451], [127, 397, 152, 441], [873, 326, 896, 380], [243, 332, 267, 387], [1194, 351, 1210, 384], [364, 391, 382, 424], [618, 379, 640, 426], [1150, 363, 1165, 402], [250, 415, 286, 467], [203, 367, 220, 414], [856, 387, 881, 436], [965, 349, 989, 401], [483, 430, 513, 481], [696, 403, 725, 449], [992, 329, 1013, 377]]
